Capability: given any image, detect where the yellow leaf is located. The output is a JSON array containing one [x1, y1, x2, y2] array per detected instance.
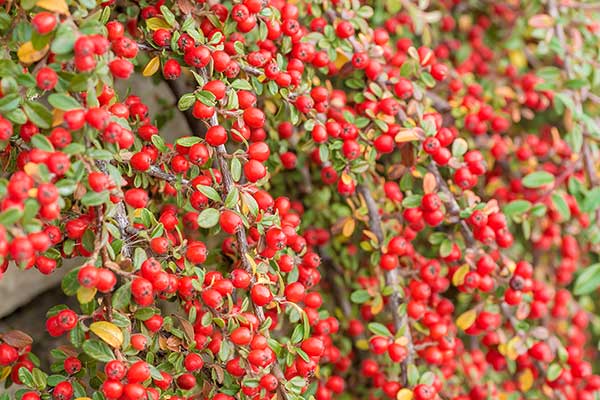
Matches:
[[506, 336, 521, 361], [396, 389, 414, 400], [362, 229, 379, 245], [452, 264, 470, 286], [341, 172, 353, 185], [17, 42, 49, 64], [146, 17, 171, 31], [245, 253, 257, 275], [142, 56, 160, 77], [334, 49, 349, 70], [370, 295, 384, 315], [0, 366, 11, 381], [394, 128, 420, 143], [342, 218, 355, 238], [508, 50, 527, 70], [518, 368, 534, 391], [90, 321, 124, 348], [456, 309, 477, 331], [36, 0, 69, 14], [356, 339, 369, 351], [23, 162, 39, 177], [77, 286, 97, 304]]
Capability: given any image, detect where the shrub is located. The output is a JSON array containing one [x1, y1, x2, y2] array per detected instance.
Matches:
[[0, 0, 599, 399]]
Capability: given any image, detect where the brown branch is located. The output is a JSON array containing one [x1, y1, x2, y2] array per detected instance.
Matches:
[[165, 78, 207, 137], [148, 165, 190, 186], [96, 160, 137, 258], [357, 183, 413, 386], [199, 69, 291, 400]]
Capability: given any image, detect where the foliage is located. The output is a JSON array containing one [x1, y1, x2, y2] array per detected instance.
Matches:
[[0, 0, 599, 399]]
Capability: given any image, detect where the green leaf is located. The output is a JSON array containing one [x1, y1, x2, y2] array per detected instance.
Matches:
[[81, 191, 109, 206], [151, 134, 168, 152], [504, 200, 532, 218], [546, 363, 562, 381], [407, 363, 419, 386], [197, 208, 220, 229], [224, 187, 239, 209], [177, 93, 196, 111], [231, 79, 253, 90], [134, 307, 155, 321], [573, 263, 600, 296], [112, 281, 131, 310], [230, 157, 242, 182], [0, 207, 22, 225], [522, 171, 554, 188], [367, 322, 392, 337], [551, 193, 570, 221], [0, 93, 21, 112], [61, 267, 81, 296], [197, 185, 221, 202], [48, 93, 81, 110], [582, 187, 600, 213], [176, 136, 202, 147], [51, 25, 76, 54], [18, 367, 35, 388], [30, 134, 54, 152], [402, 194, 422, 208], [439, 239, 452, 257], [196, 90, 216, 106], [24, 102, 52, 129], [350, 290, 370, 303], [82, 339, 115, 362]]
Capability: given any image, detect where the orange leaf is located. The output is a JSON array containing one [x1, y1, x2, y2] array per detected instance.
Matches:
[[423, 172, 437, 194]]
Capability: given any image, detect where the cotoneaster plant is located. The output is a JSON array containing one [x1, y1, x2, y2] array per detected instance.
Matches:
[[0, 0, 599, 400]]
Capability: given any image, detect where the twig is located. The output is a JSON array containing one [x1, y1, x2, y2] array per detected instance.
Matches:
[[97, 160, 136, 258], [165, 78, 206, 137], [357, 183, 413, 386], [148, 165, 190, 186], [199, 69, 291, 400]]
